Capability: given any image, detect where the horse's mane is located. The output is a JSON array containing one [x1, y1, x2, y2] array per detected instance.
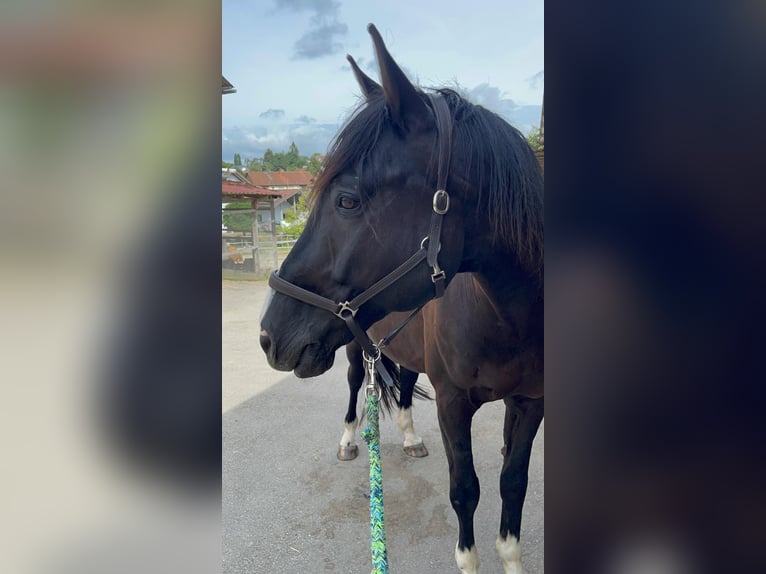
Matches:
[[312, 88, 544, 275]]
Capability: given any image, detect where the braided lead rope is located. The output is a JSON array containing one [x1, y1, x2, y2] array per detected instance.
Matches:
[[361, 351, 388, 574]]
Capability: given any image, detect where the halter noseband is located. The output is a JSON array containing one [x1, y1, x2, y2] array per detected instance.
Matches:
[[268, 93, 453, 385]]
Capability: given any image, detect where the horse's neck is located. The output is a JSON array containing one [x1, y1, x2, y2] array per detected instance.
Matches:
[[458, 243, 541, 328], [429, 265, 541, 382]]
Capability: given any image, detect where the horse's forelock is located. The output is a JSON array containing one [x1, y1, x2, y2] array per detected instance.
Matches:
[[310, 95, 390, 210]]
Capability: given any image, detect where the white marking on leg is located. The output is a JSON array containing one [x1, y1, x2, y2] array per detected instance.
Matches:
[[396, 407, 423, 448], [339, 419, 358, 447], [455, 542, 480, 574], [496, 534, 524, 574]]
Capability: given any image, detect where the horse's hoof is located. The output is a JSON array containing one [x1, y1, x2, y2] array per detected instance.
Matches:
[[403, 442, 428, 458], [337, 444, 359, 461]]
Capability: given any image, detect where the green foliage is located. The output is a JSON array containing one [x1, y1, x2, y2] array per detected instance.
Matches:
[[526, 128, 543, 151], [222, 160, 234, 168], [287, 142, 299, 167], [222, 202, 253, 233], [306, 153, 323, 176], [280, 194, 310, 237], [246, 156, 263, 171], [246, 142, 320, 175], [232, 143, 324, 175], [265, 146, 296, 171], [263, 148, 275, 167]]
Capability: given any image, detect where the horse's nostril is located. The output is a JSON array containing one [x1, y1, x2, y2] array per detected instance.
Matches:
[[259, 330, 272, 354]]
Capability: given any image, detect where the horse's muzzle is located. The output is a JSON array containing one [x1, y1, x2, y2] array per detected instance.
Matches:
[[259, 329, 272, 356], [260, 328, 335, 377], [259, 328, 289, 371]]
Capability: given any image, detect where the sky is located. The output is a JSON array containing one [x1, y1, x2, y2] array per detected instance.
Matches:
[[222, 0, 543, 161]]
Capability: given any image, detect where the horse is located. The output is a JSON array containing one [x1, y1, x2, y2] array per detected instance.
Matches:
[[260, 23, 543, 574], [338, 337, 430, 461]]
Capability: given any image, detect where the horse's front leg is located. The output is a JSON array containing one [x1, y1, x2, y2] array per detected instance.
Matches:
[[397, 367, 428, 457], [497, 396, 544, 574], [338, 342, 365, 460], [437, 389, 481, 574]]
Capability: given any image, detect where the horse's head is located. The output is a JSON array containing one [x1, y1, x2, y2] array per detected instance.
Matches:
[[259, 24, 467, 378]]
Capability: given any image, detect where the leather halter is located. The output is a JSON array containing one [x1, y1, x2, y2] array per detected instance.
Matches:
[[268, 93, 453, 385]]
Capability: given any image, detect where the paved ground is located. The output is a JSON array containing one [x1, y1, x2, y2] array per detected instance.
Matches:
[[223, 280, 544, 573]]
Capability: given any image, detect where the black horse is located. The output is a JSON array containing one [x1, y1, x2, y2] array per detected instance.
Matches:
[[260, 24, 543, 574]]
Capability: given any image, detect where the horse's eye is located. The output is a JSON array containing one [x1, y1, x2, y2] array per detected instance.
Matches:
[[338, 195, 360, 210]]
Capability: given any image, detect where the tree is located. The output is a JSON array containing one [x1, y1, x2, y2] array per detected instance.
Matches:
[[526, 128, 543, 151], [280, 194, 310, 237], [222, 202, 254, 233], [233, 153, 242, 167], [251, 145, 315, 173], [247, 156, 263, 171], [263, 149, 274, 169], [287, 141, 299, 168], [306, 153, 323, 176]]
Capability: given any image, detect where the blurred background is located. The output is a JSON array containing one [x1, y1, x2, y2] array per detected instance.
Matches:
[[0, 1, 764, 573], [546, 1, 766, 572], [0, 1, 220, 573]]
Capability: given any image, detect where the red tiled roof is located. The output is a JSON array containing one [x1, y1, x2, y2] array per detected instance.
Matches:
[[221, 181, 303, 206], [246, 169, 313, 188], [222, 181, 279, 197], [274, 190, 302, 206]]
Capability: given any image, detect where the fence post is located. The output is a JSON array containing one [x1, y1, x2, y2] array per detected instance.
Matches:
[[270, 199, 278, 269], [251, 199, 261, 274]]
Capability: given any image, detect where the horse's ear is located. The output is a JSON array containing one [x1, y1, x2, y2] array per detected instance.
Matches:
[[346, 54, 382, 99], [367, 23, 429, 130]]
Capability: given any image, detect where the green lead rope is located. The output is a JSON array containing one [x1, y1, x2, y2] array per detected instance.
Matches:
[[361, 368, 389, 574]]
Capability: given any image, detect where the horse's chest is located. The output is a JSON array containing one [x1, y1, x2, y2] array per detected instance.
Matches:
[[427, 328, 541, 395]]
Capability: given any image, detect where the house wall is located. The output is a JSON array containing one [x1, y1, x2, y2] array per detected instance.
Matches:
[[256, 203, 290, 228]]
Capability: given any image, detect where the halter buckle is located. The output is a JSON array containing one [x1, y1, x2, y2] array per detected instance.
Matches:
[[433, 189, 450, 215], [431, 269, 446, 298], [336, 301, 357, 319]]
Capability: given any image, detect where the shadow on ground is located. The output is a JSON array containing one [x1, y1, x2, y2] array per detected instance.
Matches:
[[223, 350, 543, 574]]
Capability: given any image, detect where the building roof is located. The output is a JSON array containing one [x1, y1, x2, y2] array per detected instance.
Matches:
[[222, 75, 236, 95], [222, 181, 280, 198], [221, 180, 302, 204], [246, 169, 313, 188], [222, 168, 249, 183], [274, 190, 302, 207]]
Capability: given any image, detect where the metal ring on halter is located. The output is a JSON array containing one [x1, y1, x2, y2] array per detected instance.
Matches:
[[420, 236, 442, 252], [433, 189, 450, 214], [362, 347, 381, 364]]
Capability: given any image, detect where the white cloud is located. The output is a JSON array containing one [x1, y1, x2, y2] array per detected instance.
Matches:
[[222, 122, 340, 160], [274, 0, 348, 59], [527, 70, 544, 90], [258, 109, 286, 119], [455, 82, 542, 134]]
